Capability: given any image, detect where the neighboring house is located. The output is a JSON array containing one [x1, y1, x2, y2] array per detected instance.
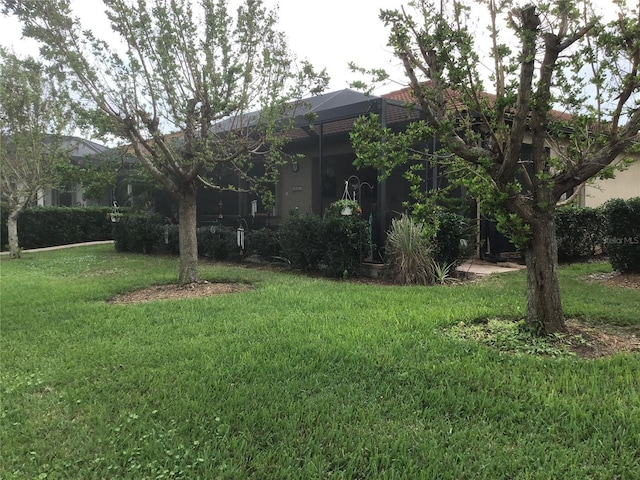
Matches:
[[582, 157, 640, 207], [38, 136, 134, 208]]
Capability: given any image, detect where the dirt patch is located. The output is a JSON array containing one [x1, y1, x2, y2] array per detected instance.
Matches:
[[582, 271, 640, 289], [567, 271, 640, 357], [563, 319, 639, 358], [445, 317, 639, 359], [109, 281, 253, 304]]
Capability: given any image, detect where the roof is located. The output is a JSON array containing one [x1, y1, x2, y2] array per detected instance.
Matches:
[[298, 89, 375, 114], [56, 136, 137, 166], [60, 136, 111, 160], [113, 88, 423, 153], [382, 86, 416, 104], [295, 88, 421, 125], [382, 84, 573, 122], [283, 88, 420, 141]]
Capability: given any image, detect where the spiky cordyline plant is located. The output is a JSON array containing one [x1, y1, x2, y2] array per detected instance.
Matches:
[[385, 214, 435, 285]]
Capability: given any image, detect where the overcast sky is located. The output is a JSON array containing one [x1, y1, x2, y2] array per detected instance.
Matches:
[[0, 0, 408, 94], [1, 0, 631, 95]]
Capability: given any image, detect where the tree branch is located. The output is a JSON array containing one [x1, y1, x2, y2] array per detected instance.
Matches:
[[556, 183, 584, 207], [499, 4, 539, 184]]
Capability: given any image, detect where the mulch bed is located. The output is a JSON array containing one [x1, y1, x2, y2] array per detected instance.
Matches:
[[108, 281, 253, 304]]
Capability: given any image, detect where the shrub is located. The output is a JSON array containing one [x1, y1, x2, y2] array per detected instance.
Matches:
[[278, 214, 325, 271], [385, 215, 434, 285], [113, 213, 163, 254], [1, 206, 115, 250], [555, 206, 605, 261], [112, 218, 243, 260], [248, 227, 281, 259], [193, 226, 211, 257], [278, 213, 369, 276], [433, 210, 472, 267], [278, 214, 369, 277], [322, 216, 369, 277], [603, 197, 640, 273], [209, 225, 241, 261]]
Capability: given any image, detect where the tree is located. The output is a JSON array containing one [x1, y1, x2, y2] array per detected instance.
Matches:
[[0, 49, 72, 259], [351, 0, 640, 334], [4, 0, 327, 284], [52, 149, 120, 205]]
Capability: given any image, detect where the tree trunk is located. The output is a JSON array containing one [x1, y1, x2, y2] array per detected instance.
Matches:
[[7, 211, 21, 259], [524, 211, 566, 335], [176, 183, 200, 285]]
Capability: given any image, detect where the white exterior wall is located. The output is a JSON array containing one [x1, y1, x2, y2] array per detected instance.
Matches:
[[526, 134, 639, 208], [583, 157, 640, 207]]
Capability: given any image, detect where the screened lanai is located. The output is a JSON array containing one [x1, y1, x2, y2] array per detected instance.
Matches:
[[274, 88, 439, 252], [196, 88, 435, 250]]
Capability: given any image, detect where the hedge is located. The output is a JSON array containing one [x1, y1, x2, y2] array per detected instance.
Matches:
[[555, 206, 605, 262], [1, 206, 115, 251], [112, 213, 163, 254], [433, 210, 473, 267], [160, 225, 240, 260], [322, 216, 370, 277], [603, 197, 640, 273], [278, 214, 370, 277], [247, 227, 281, 260], [208, 225, 242, 261], [112, 217, 247, 261], [277, 214, 327, 272]]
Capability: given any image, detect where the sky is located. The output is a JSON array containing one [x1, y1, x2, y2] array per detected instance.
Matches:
[[2, 0, 631, 116], [0, 0, 408, 95]]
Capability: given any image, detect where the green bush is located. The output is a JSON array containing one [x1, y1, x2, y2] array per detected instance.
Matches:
[[278, 214, 325, 271], [113, 213, 163, 254], [278, 213, 369, 276], [209, 225, 241, 261], [1, 206, 115, 250], [156, 225, 230, 258], [555, 206, 605, 261], [322, 216, 369, 277], [248, 227, 281, 259], [112, 219, 244, 260], [196, 226, 213, 257], [603, 197, 640, 273], [433, 210, 472, 267]]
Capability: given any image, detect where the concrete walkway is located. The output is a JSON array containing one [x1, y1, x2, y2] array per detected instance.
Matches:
[[456, 258, 525, 276], [0, 240, 114, 256]]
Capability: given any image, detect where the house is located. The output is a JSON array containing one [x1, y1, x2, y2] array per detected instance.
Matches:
[[116, 86, 638, 260], [243, 87, 478, 259], [582, 159, 640, 207], [161, 89, 431, 251], [181, 88, 452, 257], [38, 136, 135, 208]]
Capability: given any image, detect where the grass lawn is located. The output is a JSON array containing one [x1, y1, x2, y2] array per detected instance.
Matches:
[[1, 245, 639, 479]]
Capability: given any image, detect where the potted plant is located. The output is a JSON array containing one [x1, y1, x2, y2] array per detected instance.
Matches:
[[107, 211, 123, 222], [326, 199, 362, 217]]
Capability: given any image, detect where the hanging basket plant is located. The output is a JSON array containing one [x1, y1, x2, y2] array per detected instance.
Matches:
[[107, 212, 123, 223], [326, 199, 362, 217]]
